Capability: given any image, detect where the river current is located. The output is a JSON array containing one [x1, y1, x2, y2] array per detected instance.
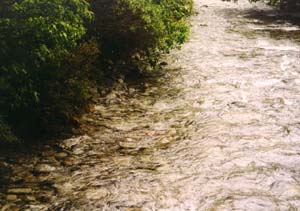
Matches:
[[1, 0, 300, 210]]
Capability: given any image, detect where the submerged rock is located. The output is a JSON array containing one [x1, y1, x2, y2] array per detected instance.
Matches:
[[85, 188, 110, 200], [34, 164, 56, 173], [8, 188, 32, 194], [24, 205, 48, 211], [6, 195, 17, 201]]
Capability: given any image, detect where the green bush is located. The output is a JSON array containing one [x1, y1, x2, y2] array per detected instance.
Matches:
[[0, 0, 192, 143], [0, 0, 95, 140], [159, 0, 193, 49], [90, 0, 192, 69], [37, 39, 100, 134]]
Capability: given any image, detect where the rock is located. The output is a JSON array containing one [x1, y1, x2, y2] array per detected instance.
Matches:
[[55, 152, 68, 159], [24, 174, 36, 183], [106, 92, 116, 100], [26, 195, 36, 202], [43, 156, 59, 165], [6, 195, 17, 201], [160, 138, 171, 145], [42, 150, 55, 157], [73, 148, 85, 155], [119, 141, 137, 149], [62, 138, 81, 149], [128, 88, 135, 94], [126, 208, 143, 211], [85, 189, 109, 200], [94, 105, 106, 112], [10, 176, 24, 183], [159, 61, 168, 66], [1, 204, 12, 211], [118, 78, 124, 84], [168, 128, 177, 136], [25, 205, 48, 211], [35, 164, 56, 173], [8, 188, 32, 194]]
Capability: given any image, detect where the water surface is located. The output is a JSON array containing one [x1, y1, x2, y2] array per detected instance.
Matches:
[[1, 0, 300, 210]]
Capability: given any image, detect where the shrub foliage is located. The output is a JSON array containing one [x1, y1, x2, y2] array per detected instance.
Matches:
[[0, 0, 193, 143], [0, 0, 95, 139], [90, 0, 193, 68]]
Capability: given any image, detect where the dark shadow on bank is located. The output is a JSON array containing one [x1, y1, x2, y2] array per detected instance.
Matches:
[[0, 63, 179, 208], [243, 7, 300, 25], [242, 8, 300, 41], [220, 2, 300, 41]]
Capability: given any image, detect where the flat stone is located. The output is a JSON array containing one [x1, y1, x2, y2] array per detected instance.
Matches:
[[119, 142, 137, 149], [1, 204, 12, 211], [106, 92, 116, 100], [6, 195, 17, 201], [35, 164, 56, 173], [10, 176, 24, 183], [25, 205, 48, 211], [26, 195, 36, 201], [8, 188, 32, 194], [85, 189, 109, 200], [159, 61, 168, 66], [73, 148, 85, 155], [128, 88, 135, 94], [94, 105, 106, 112], [126, 208, 143, 211], [41, 150, 55, 157], [55, 152, 68, 159]]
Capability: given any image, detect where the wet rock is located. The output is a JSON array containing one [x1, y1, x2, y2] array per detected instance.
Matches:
[[8, 188, 32, 194], [73, 148, 85, 155], [126, 208, 143, 211], [6, 195, 17, 201], [41, 150, 55, 157], [168, 128, 177, 136], [55, 152, 68, 159], [45, 156, 59, 165], [85, 188, 109, 200], [10, 176, 24, 183], [63, 158, 81, 167], [229, 101, 246, 108], [119, 141, 138, 149], [26, 195, 36, 202], [160, 61, 168, 66], [62, 140, 78, 150], [34, 164, 56, 173], [94, 105, 106, 112], [25, 205, 48, 211], [0, 204, 13, 211], [82, 116, 94, 123], [49, 200, 73, 211], [106, 92, 117, 100], [39, 180, 55, 188], [156, 137, 173, 149], [128, 88, 136, 94], [24, 175, 37, 183]]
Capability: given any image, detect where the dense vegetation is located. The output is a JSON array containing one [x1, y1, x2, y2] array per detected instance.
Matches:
[[0, 0, 193, 143]]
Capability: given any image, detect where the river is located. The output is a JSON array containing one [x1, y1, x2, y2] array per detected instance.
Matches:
[[1, 0, 300, 210]]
